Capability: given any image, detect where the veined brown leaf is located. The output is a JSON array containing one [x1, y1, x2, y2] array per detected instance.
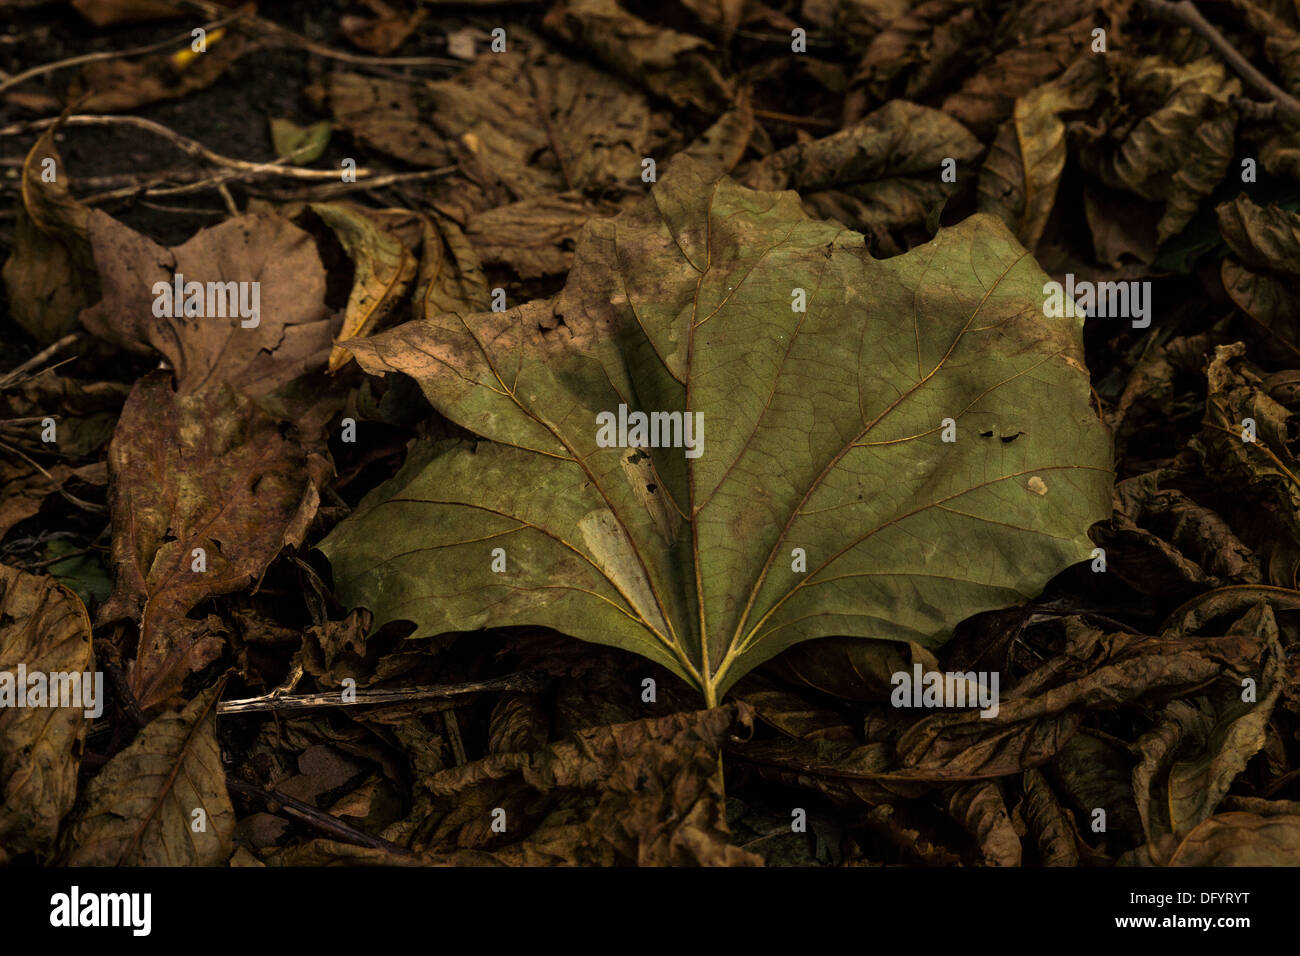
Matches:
[[61, 682, 234, 865]]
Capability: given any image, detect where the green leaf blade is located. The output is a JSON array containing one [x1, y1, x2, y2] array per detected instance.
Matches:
[[320, 158, 1112, 703]]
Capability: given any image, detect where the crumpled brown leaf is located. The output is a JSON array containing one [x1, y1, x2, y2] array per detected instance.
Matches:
[[1077, 55, 1239, 246], [72, 30, 249, 112], [895, 623, 1259, 779], [79, 210, 339, 397], [2, 131, 98, 344], [978, 58, 1102, 252], [846, 0, 992, 120], [1131, 601, 1284, 858], [465, 196, 611, 280], [945, 780, 1021, 865], [1100, 466, 1263, 595], [1216, 194, 1300, 353], [61, 682, 235, 865], [1020, 768, 1079, 865], [1166, 812, 1300, 865], [340, 0, 427, 55], [0, 565, 94, 862], [1, 368, 130, 461], [331, 39, 668, 208], [736, 617, 1270, 798], [404, 703, 760, 865], [739, 99, 980, 238], [99, 373, 330, 711], [1049, 730, 1144, 850], [1191, 342, 1300, 547], [941, 0, 1097, 137], [542, 0, 733, 115], [0, 460, 79, 540]]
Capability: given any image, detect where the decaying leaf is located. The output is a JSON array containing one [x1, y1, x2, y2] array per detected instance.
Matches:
[[1020, 768, 1079, 865], [100, 374, 330, 711], [940, 0, 1096, 136], [308, 203, 419, 371], [79, 210, 339, 397], [945, 780, 1021, 865], [72, 31, 248, 112], [406, 703, 759, 865], [61, 682, 235, 865], [847, 0, 992, 115], [2, 131, 99, 344], [1167, 812, 1300, 865], [1131, 602, 1284, 856], [740, 100, 981, 236], [1101, 467, 1263, 595], [1077, 55, 1239, 246], [0, 565, 94, 862], [340, 0, 427, 55], [1216, 195, 1300, 351], [320, 157, 1111, 704], [330, 40, 668, 204], [542, 0, 733, 115], [1192, 343, 1300, 547], [978, 59, 1102, 251], [465, 196, 609, 280]]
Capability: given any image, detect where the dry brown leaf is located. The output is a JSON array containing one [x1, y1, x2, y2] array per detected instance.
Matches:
[[61, 682, 235, 865], [942, 0, 1097, 136], [542, 0, 733, 115], [1078, 55, 1239, 245], [331, 40, 668, 210], [1167, 812, 1300, 865], [1216, 194, 1300, 350], [740, 99, 980, 234], [946, 780, 1021, 865], [99, 374, 330, 711], [80, 210, 338, 397], [73, 32, 248, 112], [2, 131, 98, 344], [978, 59, 1102, 251], [0, 565, 94, 862], [406, 704, 760, 865], [1020, 768, 1079, 865]]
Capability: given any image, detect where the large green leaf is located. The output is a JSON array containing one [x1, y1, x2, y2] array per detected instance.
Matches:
[[319, 158, 1112, 704]]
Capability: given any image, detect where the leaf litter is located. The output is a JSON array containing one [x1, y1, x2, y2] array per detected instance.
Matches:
[[4, 0, 1300, 868]]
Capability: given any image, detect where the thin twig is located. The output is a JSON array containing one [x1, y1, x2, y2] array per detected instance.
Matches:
[[216, 181, 239, 215], [0, 331, 79, 388], [0, 438, 105, 512], [175, 0, 463, 68], [0, 115, 373, 180], [753, 108, 839, 128], [0, 18, 234, 95], [217, 671, 545, 715], [1137, 0, 1300, 126], [22, 544, 106, 570], [226, 778, 417, 856], [247, 167, 457, 201]]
